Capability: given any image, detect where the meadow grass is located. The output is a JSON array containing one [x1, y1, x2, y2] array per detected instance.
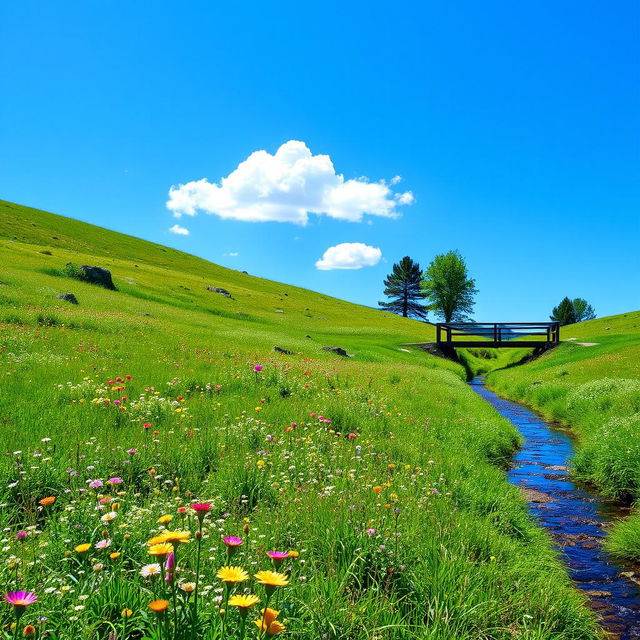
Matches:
[[0, 200, 599, 638], [486, 312, 640, 561]]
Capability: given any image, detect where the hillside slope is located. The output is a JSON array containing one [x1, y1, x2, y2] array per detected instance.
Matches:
[[0, 200, 598, 639]]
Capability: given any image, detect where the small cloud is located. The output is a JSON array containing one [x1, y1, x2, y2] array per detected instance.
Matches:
[[315, 242, 382, 271], [169, 224, 189, 236], [390, 175, 402, 185], [395, 191, 414, 205], [166, 141, 414, 225], [223, 251, 239, 257]]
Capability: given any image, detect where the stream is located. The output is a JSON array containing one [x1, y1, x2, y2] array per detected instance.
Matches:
[[470, 376, 640, 639]]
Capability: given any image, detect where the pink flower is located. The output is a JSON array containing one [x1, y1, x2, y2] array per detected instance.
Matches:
[[16, 531, 29, 541], [223, 536, 244, 547], [126, 448, 137, 455], [365, 528, 377, 536], [253, 365, 263, 372], [89, 480, 103, 489], [143, 423, 152, 429], [267, 550, 289, 567], [107, 477, 122, 485], [4, 591, 38, 608], [347, 433, 356, 440], [95, 539, 111, 550]]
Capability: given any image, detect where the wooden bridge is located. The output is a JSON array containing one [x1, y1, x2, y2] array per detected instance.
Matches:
[[435, 322, 560, 349]]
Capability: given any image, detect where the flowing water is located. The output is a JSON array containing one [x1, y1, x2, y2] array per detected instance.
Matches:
[[470, 377, 640, 639]]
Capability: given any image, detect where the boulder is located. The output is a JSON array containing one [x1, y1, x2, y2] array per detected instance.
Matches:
[[273, 346, 293, 355], [56, 293, 78, 305], [322, 346, 348, 357], [79, 265, 116, 290], [206, 286, 232, 298]]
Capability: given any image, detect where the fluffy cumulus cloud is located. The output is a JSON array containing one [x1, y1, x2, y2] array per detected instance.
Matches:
[[166, 141, 414, 225], [315, 242, 382, 271], [169, 224, 189, 235]]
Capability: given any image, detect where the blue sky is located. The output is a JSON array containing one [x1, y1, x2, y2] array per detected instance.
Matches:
[[1, 1, 638, 321]]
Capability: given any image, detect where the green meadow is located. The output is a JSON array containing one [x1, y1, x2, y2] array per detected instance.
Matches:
[[0, 199, 605, 638]]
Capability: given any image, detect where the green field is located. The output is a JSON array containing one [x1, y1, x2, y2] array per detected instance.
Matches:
[[0, 200, 602, 639]]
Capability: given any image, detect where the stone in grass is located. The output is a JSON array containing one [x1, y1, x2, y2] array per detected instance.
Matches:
[[205, 286, 232, 297], [80, 265, 116, 290], [56, 293, 78, 305], [273, 346, 293, 355], [322, 346, 348, 357]]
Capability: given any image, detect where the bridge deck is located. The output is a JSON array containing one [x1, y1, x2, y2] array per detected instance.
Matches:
[[436, 322, 560, 349]]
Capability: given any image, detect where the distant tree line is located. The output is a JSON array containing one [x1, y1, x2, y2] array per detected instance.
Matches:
[[379, 252, 596, 326]]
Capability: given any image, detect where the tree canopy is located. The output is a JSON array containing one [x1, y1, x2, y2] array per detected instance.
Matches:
[[379, 256, 428, 319], [550, 297, 596, 325], [421, 250, 477, 322]]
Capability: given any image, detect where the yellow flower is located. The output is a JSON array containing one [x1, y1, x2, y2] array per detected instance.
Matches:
[[216, 566, 249, 584], [121, 608, 133, 618], [254, 570, 289, 588], [158, 515, 173, 524], [157, 530, 190, 545], [75, 543, 91, 553], [148, 543, 174, 557], [228, 594, 260, 609], [109, 552, 121, 560], [257, 460, 265, 468], [287, 550, 299, 558], [373, 486, 382, 493]]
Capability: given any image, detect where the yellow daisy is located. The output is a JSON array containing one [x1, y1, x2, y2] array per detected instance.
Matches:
[[216, 566, 249, 584]]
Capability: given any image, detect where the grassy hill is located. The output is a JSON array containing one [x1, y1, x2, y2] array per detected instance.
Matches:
[[0, 200, 598, 639], [487, 312, 640, 560]]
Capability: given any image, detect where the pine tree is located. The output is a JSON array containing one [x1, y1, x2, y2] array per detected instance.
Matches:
[[572, 298, 596, 322], [378, 256, 428, 319], [421, 250, 477, 322], [550, 297, 577, 325]]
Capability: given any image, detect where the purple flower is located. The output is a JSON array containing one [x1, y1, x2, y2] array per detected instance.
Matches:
[[365, 528, 377, 536], [89, 480, 103, 489], [253, 365, 263, 372], [107, 477, 123, 485]]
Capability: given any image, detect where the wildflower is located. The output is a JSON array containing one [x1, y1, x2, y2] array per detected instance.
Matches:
[[373, 486, 383, 493], [148, 543, 174, 558], [4, 591, 38, 610], [154, 531, 190, 545], [223, 536, 244, 548], [228, 593, 260, 616], [109, 552, 121, 560], [254, 608, 286, 635], [149, 599, 169, 614], [158, 515, 173, 524], [39, 496, 55, 506], [254, 570, 289, 594], [140, 563, 162, 578], [180, 582, 196, 594], [95, 539, 111, 550], [253, 365, 263, 372], [365, 528, 377, 536], [23, 626, 36, 637], [89, 480, 103, 489], [121, 608, 133, 618], [287, 550, 299, 558], [75, 543, 91, 553], [93, 563, 104, 572], [266, 551, 289, 567], [193, 503, 211, 520], [101, 512, 118, 523], [16, 532, 28, 541], [107, 477, 123, 485], [216, 566, 249, 584]]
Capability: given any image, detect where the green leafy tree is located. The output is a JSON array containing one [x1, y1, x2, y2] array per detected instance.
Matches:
[[573, 298, 596, 322], [550, 297, 596, 325], [378, 256, 428, 319], [421, 250, 477, 322]]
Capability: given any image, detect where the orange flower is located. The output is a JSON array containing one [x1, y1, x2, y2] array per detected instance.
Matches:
[[149, 599, 169, 614], [372, 486, 382, 494], [39, 496, 56, 506]]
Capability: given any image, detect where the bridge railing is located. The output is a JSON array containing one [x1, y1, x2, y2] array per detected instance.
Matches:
[[435, 322, 560, 348]]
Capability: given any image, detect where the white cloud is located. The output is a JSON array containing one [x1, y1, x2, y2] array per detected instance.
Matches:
[[169, 224, 189, 235], [223, 251, 239, 257], [166, 140, 413, 225], [315, 242, 382, 271]]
